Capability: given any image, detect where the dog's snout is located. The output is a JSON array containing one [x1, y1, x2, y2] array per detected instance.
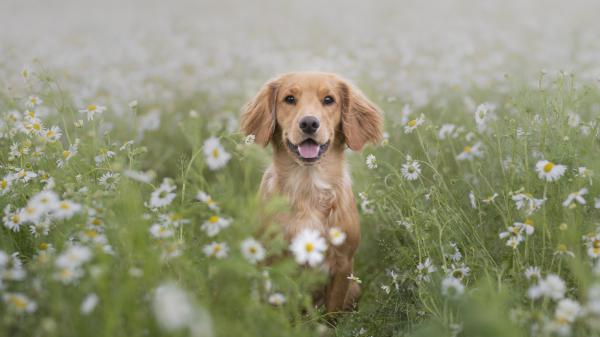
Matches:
[[299, 116, 320, 134]]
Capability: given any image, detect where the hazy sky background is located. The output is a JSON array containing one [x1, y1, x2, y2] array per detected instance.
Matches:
[[2, 0, 599, 111]]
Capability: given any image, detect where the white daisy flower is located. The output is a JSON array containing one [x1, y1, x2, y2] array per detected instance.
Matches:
[[123, 169, 155, 184], [562, 188, 588, 208], [438, 123, 457, 140], [468, 191, 476, 209], [554, 298, 580, 324], [358, 192, 374, 214], [153, 282, 212, 334], [328, 227, 347, 246], [456, 142, 483, 161], [289, 229, 327, 267], [528, 274, 566, 300], [244, 134, 255, 145], [0, 175, 13, 195], [445, 263, 470, 280], [203, 137, 231, 171], [535, 160, 567, 182], [404, 113, 425, 134], [14, 168, 37, 183], [524, 266, 541, 281], [203, 242, 229, 259], [3, 293, 37, 313], [150, 224, 174, 239], [474, 103, 490, 126], [52, 200, 82, 220], [499, 225, 525, 249], [94, 149, 116, 164], [554, 244, 576, 258], [240, 237, 266, 264], [401, 155, 421, 180], [98, 172, 120, 190], [416, 257, 436, 282], [441, 277, 465, 298], [268, 292, 286, 306], [365, 154, 377, 169], [28, 190, 60, 213], [80, 293, 99, 315], [3, 206, 23, 232], [512, 192, 545, 215], [26, 95, 42, 108], [159, 213, 189, 228], [196, 191, 219, 211], [482, 193, 499, 204], [57, 141, 79, 168], [55, 245, 93, 270], [20, 207, 44, 225], [41, 125, 62, 142], [347, 274, 362, 284], [200, 215, 232, 237], [585, 235, 600, 258], [149, 179, 177, 208], [514, 219, 535, 235], [79, 104, 107, 121]]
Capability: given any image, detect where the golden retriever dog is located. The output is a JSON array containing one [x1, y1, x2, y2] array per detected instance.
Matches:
[[240, 71, 382, 315]]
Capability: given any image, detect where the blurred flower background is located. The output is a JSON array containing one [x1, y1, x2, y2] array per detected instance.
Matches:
[[1, 0, 600, 336]]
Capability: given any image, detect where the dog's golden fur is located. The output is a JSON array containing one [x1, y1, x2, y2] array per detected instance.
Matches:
[[241, 71, 382, 314]]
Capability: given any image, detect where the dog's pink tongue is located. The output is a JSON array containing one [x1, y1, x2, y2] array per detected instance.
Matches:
[[298, 142, 320, 159]]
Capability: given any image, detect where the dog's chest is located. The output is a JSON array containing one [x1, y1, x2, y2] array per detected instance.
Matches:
[[281, 168, 336, 233]]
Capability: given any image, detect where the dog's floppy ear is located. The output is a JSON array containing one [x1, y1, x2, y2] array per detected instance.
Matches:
[[240, 77, 281, 146], [338, 79, 383, 151]]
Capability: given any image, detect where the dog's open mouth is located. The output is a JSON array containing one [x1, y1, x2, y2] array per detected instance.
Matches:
[[287, 138, 330, 163]]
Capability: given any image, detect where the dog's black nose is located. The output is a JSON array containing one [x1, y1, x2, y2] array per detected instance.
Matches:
[[299, 116, 320, 134]]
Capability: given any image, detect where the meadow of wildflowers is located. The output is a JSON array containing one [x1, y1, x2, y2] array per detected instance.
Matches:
[[2, 0, 600, 336]]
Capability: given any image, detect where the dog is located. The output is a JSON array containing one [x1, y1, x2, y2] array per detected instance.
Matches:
[[240, 71, 383, 314]]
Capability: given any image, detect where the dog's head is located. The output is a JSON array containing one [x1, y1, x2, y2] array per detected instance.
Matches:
[[241, 72, 382, 164]]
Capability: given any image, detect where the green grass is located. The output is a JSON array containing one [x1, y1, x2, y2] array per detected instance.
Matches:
[[1, 68, 600, 337]]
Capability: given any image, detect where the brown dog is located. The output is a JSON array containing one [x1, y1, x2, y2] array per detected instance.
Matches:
[[240, 71, 382, 314]]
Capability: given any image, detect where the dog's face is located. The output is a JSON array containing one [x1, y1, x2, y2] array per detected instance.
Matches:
[[241, 72, 382, 164]]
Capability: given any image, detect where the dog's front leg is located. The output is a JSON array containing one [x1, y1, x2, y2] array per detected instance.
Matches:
[[325, 254, 353, 314]]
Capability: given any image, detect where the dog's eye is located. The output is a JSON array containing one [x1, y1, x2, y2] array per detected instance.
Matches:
[[284, 95, 296, 104], [323, 96, 335, 105]]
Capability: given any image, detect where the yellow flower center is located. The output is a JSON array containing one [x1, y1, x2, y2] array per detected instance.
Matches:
[[91, 218, 102, 226], [209, 216, 219, 223], [305, 242, 314, 252], [249, 246, 257, 254], [213, 245, 222, 253], [594, 240, 600, 249], [87, 104, 97, 111], [557, 244, 568, 252], [543, 162, 555, 173], [59, 202, 71, 210], [85, 230, 98, 238], [1, 180, 7, 189], [11, 214, 20, 223], [524, 219, 534, 226], [407, 119, 417, 127], [463, 146, 472, 153], [212, 148, 219, 158], [39, 242, 49, 250], [9, 296, 27, 310]]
